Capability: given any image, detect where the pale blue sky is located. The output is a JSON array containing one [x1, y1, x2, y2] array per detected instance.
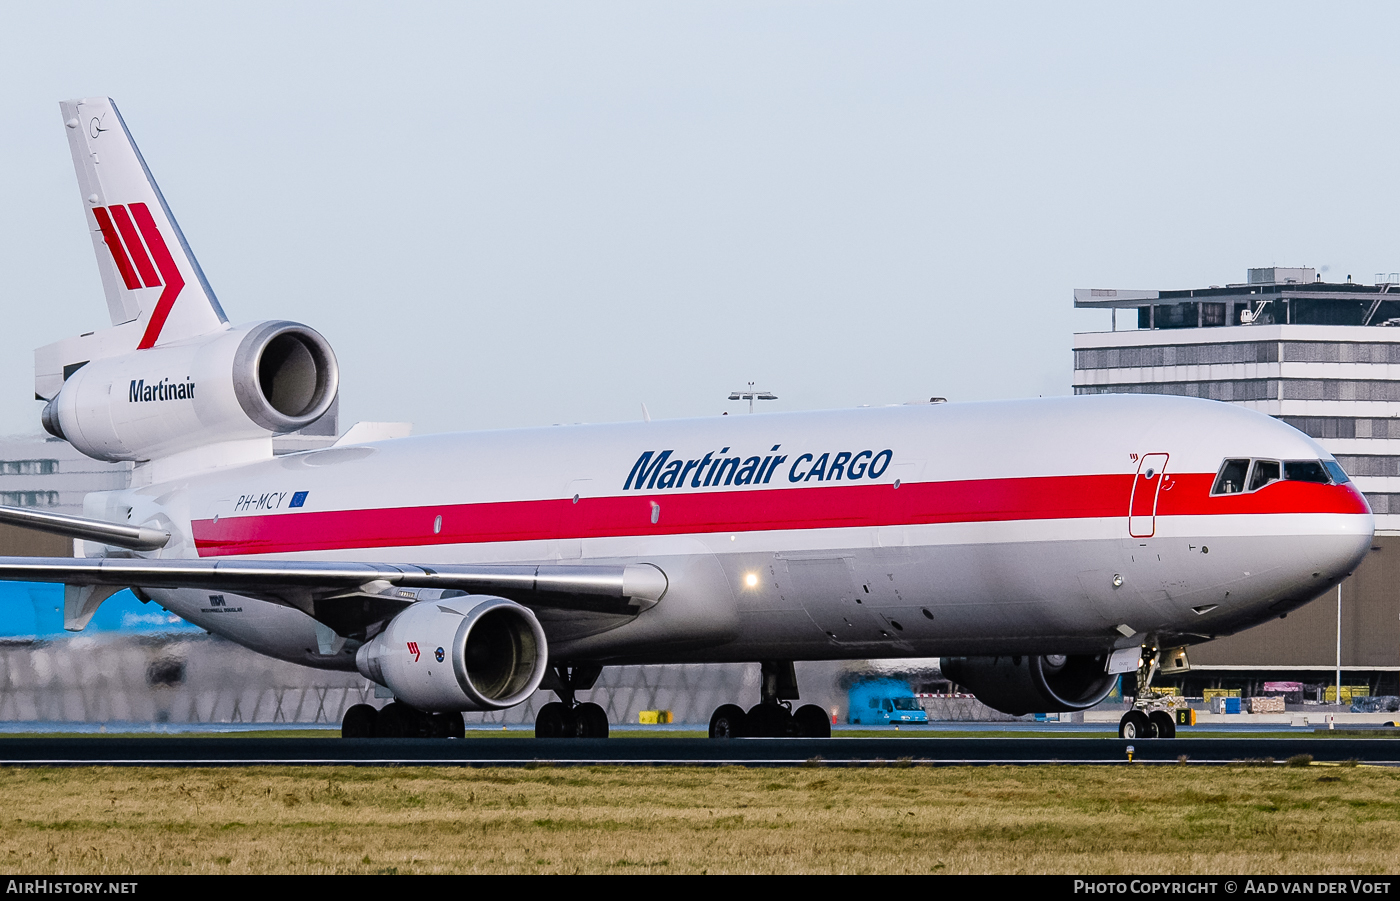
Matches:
[[2, 3, 1397, 436]]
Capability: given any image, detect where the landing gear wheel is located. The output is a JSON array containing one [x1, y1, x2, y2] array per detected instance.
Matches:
[[709, 704, 748, 739], [431, 711, 465, 739], [376, 702, 410, 738], [574, 702, 609, 738], [793, 704, 832, 738], [1119, 709, 1156, 739], [342, 704, 378, 738], [746, 703, 794, 738], [1148, 710, 1176, 739], [536, 702, 572, 738]]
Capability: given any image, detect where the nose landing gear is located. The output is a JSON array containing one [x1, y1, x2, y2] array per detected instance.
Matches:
[[708, 660, 833, 738], [1117, 643, 1189, 739]]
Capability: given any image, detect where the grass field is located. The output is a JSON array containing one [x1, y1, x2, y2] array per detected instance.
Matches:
[[0, 763, 1397, 874]]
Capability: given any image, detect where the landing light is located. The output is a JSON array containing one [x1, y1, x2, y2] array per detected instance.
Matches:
[[744, 573, 759, 588]]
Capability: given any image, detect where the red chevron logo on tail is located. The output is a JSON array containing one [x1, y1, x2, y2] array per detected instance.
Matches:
[[91, 202, 185, 349]]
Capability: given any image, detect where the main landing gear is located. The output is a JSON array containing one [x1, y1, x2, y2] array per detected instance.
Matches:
[[1117, 643, 1190, 739], [534, 663, 610, 739], [709, 661, 832, 739], [341, 702, 466, 739]]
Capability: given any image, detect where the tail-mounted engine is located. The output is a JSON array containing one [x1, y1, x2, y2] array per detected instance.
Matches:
[[40, 320, 338, 462], [941, 654, 1118, 716], [355, 596, 549, 713]]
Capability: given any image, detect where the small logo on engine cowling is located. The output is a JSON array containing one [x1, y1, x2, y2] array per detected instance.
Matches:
[[435, 647, 445, 663], [407, 641, 420, 662]]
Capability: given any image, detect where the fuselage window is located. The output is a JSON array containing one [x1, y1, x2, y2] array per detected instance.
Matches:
[[1248, 460, 1281, 492], [1284, 461, 1331, 484], [1211, 459, 1250, 495]]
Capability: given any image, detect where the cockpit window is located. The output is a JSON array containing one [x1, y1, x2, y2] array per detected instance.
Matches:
[[1214, 457, 1346, 495], [1284, 461, 1330, 484], [1212, 459, 1250, 495], [1248, 460, 1281, 491]]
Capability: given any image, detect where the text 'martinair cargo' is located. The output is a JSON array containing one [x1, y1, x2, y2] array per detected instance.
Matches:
[[623, 446, 895, 491]]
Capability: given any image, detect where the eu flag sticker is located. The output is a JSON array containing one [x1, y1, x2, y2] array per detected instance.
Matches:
[[289, 491, 309, 508]]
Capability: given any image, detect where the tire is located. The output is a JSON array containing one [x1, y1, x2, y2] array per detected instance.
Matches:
[[1149, 710, 1176, 739], [575, 702, 609, 739], [535, 702, 571, 738], [376, 702, 410, 738], [746, 703, 794, 738], [793, 704, 831, 738], [341, 704, 378, 739], [1119, 709, 1156, 739], [429, 711, 465, 739], [709, 704, 748, 739]]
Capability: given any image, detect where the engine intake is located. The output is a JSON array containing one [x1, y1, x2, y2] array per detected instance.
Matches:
[[941, 654, 1117, 716], [356, 596, 549, 713], [232, 321, 338, 432]]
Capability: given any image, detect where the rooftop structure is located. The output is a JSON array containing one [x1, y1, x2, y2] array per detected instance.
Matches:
[[1075, 268, 1400, 533]]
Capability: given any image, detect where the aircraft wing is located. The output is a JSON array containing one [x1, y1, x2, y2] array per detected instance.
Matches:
[[0, 556, 668, 634]]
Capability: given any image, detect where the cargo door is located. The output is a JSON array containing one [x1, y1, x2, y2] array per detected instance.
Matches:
[[1128, 453, 1169, 538]]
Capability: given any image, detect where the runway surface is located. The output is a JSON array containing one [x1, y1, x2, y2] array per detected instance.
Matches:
[[0, 735, 1397, 766]]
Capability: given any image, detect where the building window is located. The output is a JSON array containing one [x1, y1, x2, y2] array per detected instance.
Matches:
[[0, 491, 60, 507], [1074, 342, 1278, 370], [1332, 455, 1400, 478], [1281, 342, 1400, 364], [1279, 417, 1400, 440], [1362, 493, 1400, 515], [1281, 380, 1400, 402], [0, 459, 60, 476], [1074, 380, 1277, 402]]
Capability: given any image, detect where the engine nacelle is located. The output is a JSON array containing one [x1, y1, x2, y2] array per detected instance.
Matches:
[[941, 654, 1117, 716], [355, 596, 549, 713], [41, 320, 337, 462]]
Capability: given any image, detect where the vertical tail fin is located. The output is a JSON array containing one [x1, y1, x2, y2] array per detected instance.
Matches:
[[60, 97, 227, 347]]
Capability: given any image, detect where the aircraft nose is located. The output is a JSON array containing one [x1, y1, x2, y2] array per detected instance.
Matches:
[[1311, 505, 1374, 581]]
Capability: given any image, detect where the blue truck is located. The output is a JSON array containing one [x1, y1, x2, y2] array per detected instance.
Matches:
[[847, 679, 929, 725]]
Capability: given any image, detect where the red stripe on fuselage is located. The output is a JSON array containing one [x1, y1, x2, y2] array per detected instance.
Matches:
[[131, 202, 186, 350], [189, 472, 1369, 557], [92, 207, 141, 290]]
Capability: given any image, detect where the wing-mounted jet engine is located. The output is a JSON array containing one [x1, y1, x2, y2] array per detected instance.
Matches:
[[940, 654, 1120, 716], [35, 97, 337, 477], [355, 595, 549, 714]]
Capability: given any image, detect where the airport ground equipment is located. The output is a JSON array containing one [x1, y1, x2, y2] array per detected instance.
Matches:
[[846, 678, 928, 725]]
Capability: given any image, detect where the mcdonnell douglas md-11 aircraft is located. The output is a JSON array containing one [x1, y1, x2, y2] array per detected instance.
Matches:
[[0, 98, 1374, 740]]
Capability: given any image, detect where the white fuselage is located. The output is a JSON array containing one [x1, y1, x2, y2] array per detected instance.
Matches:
[[114, 393, 1372, 671]]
